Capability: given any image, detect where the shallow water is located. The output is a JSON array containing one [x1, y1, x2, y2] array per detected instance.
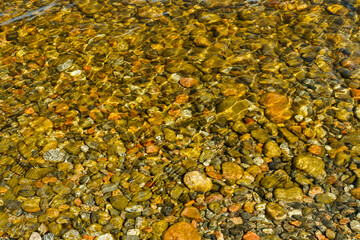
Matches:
[[1, 0, 360, 239]]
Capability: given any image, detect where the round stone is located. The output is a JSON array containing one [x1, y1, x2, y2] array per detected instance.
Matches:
[[110, 195, 128, 211], [222, 162, 244, 180], [184, 171, 213, 192], [163, 222, 201, 240]]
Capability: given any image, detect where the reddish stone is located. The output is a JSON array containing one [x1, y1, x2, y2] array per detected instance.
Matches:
[[308, 145, 324, 156], [146, 144, 159, 154], [180, 78, 198, 88], [181, 207, 202, 221], [205, 193, 224, 204], [243, 231, 260, 240]]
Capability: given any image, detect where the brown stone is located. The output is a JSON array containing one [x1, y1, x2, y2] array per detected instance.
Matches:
[[260, 92, 292, 123], [180, 78, 198, 88], [222, 162, 244, 180], [351, 188, 360, 199], [163, 222, 201, 240], [181, 207, 202, 221], [243, 231, 260, 240]]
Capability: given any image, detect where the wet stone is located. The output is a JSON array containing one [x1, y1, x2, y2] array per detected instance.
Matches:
[[43, 149, 66, 163], [266, 202, 287, 221], [293, 155, 326, 180], [315, 193, 337, 204], [222, 162, 244, 180], [110, 195, 128, 211], [63, 229, 81, 240], [274, 187, 303, 202], [163, 222, 201, 240], [21, 197, 41, 212], [184, 171, 213, 192], [263, 141, 281, 158]]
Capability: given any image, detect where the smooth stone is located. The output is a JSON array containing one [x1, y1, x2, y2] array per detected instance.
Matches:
[[293, 155, 325, 180], [95, 233, 115, 240], [132, 190, 152, 202], [265, 202, 287, 221], [184, 171, 213, 192], [21, 197, 41, 212], [63, 230, 81, 240], [163, 222, 201, 240], [181, 206, 202, 221], [315, 193, 337, 204], [29, 232, 41, 240], [259, 92, 292, 123], [260, 170, 291, 189], [110, 195, 128, 211], [43, 148, 66, 162], [216, 97, 251, 121], [222, 162, 244, 180], [350, 220, 360, 232], [251, 128, 269, 143], [274, 187, 303, 202], [263, 141, 281, 158]]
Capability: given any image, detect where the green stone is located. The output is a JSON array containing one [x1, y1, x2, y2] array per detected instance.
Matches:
[[260, 170, 291, 189], [110, 195, 128, 211], [294, 155, 325, 180], [274, 187, 303, 202]]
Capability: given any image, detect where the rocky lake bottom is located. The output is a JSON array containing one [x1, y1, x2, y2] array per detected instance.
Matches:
[[1, 0, 360, 239]]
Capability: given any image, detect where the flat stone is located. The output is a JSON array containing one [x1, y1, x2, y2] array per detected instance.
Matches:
[[184, 171, 213, 192], [181, 206, 202, 221], [294, 155, 326, 180], [260, 92, 292, 123], [163, 222, 201, 240], [274, 187, 303, 202], [315, 193, 337, 204], [216, 97, 251, 121]]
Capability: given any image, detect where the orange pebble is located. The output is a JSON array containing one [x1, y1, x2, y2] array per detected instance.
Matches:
[[25, 107, 34, 114], [74, 198, 82, 207]]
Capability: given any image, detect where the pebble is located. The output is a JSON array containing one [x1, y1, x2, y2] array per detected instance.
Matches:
[[95, 233, 115, 240], [43, 148, 66, 162], [222, 162, 244, 180], [181, 206, 202, 221], [163, 222, 201, 240], [62, 230, 81, 240], [293, 155, 326, 180], [274, 187, 303, 202], [29, 232, 42, 240], [350, 220, 360, 232], [243, 231, 261, 240], [265, 202, 287, 221], [109, 195, 128, 211], [184, 171, 213, 192], [21, 197, 41, 212]]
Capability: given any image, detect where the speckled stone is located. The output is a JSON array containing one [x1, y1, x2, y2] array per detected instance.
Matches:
[[184, 171, 213, 192]]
